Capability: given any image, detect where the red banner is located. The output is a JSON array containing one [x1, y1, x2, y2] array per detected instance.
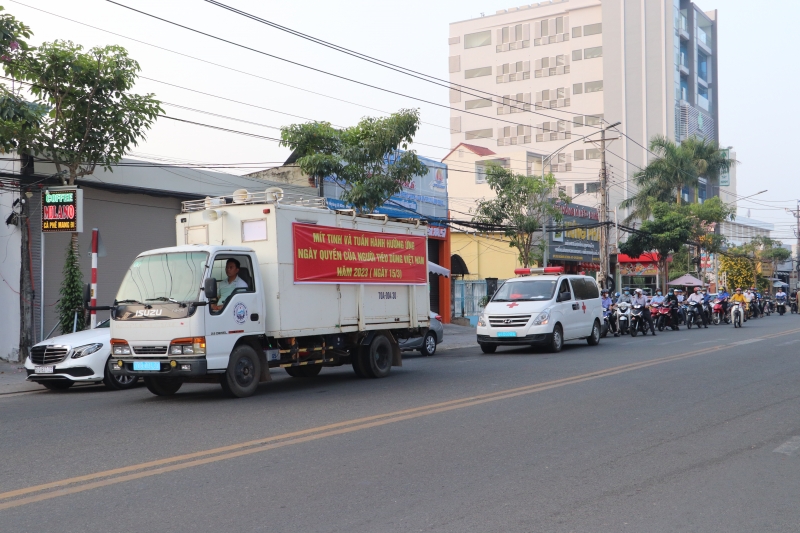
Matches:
[[293, 223, 427, 284]]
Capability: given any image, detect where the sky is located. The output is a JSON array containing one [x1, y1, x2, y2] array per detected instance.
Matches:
[[2, 0, 798, 242]]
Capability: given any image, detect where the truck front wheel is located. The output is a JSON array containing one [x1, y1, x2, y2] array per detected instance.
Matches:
[[144, 377, 182, 396], [220, 345, 261, 398], [361, 335, 393, 379]]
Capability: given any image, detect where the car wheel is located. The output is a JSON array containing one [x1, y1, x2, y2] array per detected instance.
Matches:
[[587, 319, 601, 346], [42, 380, 73, 391], [144, 377, 182, 396], [420, 332, 437, 356], [285, 365, 322, 378], [103, 361, 139, 391], [479, 343, 497, 354], [548, 325, 563, 353], [220, 344, 261, 397]]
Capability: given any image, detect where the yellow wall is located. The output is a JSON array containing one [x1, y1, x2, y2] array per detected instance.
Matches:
[[451, 232, 527, 280]]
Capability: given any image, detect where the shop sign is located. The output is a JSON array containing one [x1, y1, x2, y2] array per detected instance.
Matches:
[[293, 223, 427, 284], [619, 263, 658, 276], [42, 187, 83, 233], [427, 225, 447, 240], [548, 202, 600, 263]]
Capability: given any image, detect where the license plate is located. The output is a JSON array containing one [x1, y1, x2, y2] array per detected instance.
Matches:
[[35, 366, 54, 374], [497, 331, 517, 337], [133, 361, 161, 371]]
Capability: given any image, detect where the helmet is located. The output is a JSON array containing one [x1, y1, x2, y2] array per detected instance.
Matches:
[[635, 288, 643, 293], [694, 286, 700, 292], [735, 287, 742, 292], [615, 292, 620, 298]]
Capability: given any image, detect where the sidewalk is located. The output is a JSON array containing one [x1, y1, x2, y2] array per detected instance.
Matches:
[[439, 323, 477, 351], [0, 358, 41, 394]]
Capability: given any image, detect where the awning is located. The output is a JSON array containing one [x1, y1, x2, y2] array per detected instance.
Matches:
[[668, 274, 704, 287], [428, 261, 450, 278], [617, 253, 671, 263]]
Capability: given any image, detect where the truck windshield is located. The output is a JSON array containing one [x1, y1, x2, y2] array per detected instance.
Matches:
[[116, 252, 208, 304], [492, 280, 557, 302]]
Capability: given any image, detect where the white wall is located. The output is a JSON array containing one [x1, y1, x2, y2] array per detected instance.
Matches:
[[0, 182, 21, 362]]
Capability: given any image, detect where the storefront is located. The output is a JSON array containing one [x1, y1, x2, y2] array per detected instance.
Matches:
[[617, 253, 669, 295], [547, 202, 600, 275]]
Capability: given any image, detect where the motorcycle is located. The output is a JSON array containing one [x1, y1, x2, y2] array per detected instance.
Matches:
[[654, 303, 679, 331], [791, 297, 798, 314], [685, 301, 704, 329], [601, 307, 614, 338], [730, 302, 745, 328], [616, 302, 631, 335], [711, 298, 725, 325], [630, 304, 650, 337], [763, 298, 772, 316], [777, 297, 787, 316]]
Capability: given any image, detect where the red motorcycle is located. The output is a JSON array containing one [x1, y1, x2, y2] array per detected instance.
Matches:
[[711, 298, 725, 325], [654, 303, 679, 331]]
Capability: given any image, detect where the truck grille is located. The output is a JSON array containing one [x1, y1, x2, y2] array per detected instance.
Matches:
[[488, 315, 531, 328], [132, 346, 168, 355], [30, 346, 69, 365]]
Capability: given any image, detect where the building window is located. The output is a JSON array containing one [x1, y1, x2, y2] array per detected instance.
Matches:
[[586, 148, 601, 160], [449, 56, 461, 73], [697, 51, 709, 82], [475, 158, 510, 184], [572, 49, 582, 61], [465, 66, 492, 79], [556, 16, 564, 34], [572, 26, 582, 38], [583, 23, 602, 36], [465, 128, 493, 140], [573, 83, 583, 95], [465, 98, 493, 109], [573, 116, 584, 128], [585, 80, 604, 93], [584, 46, 602, 59], [585, 115, 603, 126], [464, 30, 492, 49], [698, 85, 710, 111], [574, 149, 585, 160], [574, 183, 585, 194], [586, 182, 599, 194]]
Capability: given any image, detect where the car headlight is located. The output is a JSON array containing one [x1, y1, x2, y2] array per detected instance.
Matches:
[[532, 308, 551, 326], [71, 343, 104, 359], [477, 314, 487, 327]]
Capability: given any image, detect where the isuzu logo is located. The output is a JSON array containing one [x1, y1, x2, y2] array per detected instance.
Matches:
[[135, 309, 163, 317]]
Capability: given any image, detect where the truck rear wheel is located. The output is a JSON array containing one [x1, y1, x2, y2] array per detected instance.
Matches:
[[144, 377, 182, 396], [361, 335, 393, 379], [285, 365, 322, 378], [220, 345, 261, 398]]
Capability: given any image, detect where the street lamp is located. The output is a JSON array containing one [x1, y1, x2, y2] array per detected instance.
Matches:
[[723, 189, 767, 206]]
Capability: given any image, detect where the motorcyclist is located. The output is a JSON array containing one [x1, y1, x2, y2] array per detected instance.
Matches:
[[776, 288, 787, 313], [601, 290, 619, 336], [730, 288, 748, 322], [650, 290, 666, 306], [613, 292, 621, 304], [665, 289, 680, 327], [675, 289, 686, 323], [618, 288, 633, 304], [718, 287, 730, 323], [631, 288, 656, 335], [686, 286, 709, 328]]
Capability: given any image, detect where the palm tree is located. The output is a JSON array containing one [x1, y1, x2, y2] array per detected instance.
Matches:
[[620, 135, 736, 222]]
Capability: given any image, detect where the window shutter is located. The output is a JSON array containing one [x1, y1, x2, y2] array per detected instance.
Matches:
[[523, 23, 530, 40], [523, 60, 530, 72], [564, 16, 569, 33], [449, 88, 461, 103], [535, 21, 542, 38], [450, 117, 461, 133], [535, 58, 542, 70], [449, 55, 461, 73], [524, 92, 531, 103], [497, 127, 504, 138], [496, 29, 502, 46], [549, 19, 557, 36]]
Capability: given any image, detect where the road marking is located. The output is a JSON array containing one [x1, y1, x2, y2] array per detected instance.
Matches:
[[774, 436, 800, 456], [2, 326, 800, 511], [729, 339, 764, 346], [776, 339, 800, 347]]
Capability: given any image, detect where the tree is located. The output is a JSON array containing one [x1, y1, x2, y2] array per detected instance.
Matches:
[[4, 40, 161, 190], [55, 242, 85, 334], [620, 135, 736, 222], [619, 202, 696, 292], [472, 165, 568, 268], [280, 109, 427, 214], [719, 251, 754, 293]]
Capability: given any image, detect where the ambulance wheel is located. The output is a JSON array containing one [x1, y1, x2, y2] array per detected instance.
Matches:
[[285, 365, 322, 378], [220, 345, 261, 398], [479, 343, 497, 354], [548, 325, 563, 353], [587, 320, 601, 346]]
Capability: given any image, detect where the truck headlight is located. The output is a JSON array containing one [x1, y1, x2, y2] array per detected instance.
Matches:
[[110, 339, 131, 355], [169, 337, 206, 355], [71, 343, 103, 359], [532, 308, 551, 326]]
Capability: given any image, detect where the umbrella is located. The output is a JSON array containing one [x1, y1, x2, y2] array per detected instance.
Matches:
[[668, 274, 704, 287]]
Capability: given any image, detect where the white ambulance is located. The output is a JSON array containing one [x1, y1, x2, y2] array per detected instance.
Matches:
[[476, 267, 603, 353]]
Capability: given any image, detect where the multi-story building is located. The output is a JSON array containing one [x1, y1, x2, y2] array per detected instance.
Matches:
[[446, 0, 720, 216]]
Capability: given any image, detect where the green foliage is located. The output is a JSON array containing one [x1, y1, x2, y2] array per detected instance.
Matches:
[[280, 109, 427, 214], [56, 242, 85, 334], [620, 135, 736, 222], [472, 166, 568, 268], [0, 5, 32, 55], [4, 40, 162, 183]]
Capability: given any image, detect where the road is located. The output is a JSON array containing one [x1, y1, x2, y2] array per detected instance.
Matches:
[[2, 317, 800, 532]]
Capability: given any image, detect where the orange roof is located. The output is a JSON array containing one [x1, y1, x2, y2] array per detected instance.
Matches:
[[441, 142, 496, 162]]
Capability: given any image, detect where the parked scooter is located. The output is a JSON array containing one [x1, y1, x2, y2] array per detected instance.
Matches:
[[730, 301, 745, 328], [616, 302, 631, 335], [630, 304, 650, 337]]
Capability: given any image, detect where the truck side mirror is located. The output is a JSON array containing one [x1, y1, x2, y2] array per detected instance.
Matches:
[[83, 283, 91, 308], [204, 277, 218, 301]]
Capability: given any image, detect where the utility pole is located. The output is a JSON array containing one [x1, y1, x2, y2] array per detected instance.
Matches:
[[586, 122, 621, 290], [18, 153, 35, 363]]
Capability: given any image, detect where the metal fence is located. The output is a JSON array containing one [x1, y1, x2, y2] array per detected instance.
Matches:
[[452, 279, 508, 318]]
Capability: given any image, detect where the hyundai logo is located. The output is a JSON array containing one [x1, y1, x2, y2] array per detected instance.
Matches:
[[503, 319, 512, 324]]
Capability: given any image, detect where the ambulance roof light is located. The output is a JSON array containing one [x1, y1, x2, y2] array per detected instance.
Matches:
[[514, 266, 565, 276]]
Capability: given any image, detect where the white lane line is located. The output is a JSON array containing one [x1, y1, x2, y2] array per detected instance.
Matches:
[[777, 339, 800, 346], [696, 339, 724, 344], [729, 338, 765, 346], [774, 436, 800, 456]]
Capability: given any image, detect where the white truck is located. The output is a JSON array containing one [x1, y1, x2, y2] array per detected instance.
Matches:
[[102, 190, 431, 397]]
